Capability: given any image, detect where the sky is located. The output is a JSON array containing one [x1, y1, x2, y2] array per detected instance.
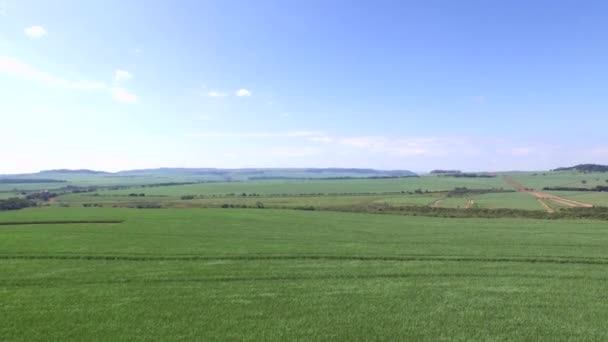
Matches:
[[1, 0, 607, 174]]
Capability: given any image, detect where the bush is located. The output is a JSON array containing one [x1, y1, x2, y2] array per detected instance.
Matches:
[[0, 198, 35, 211]]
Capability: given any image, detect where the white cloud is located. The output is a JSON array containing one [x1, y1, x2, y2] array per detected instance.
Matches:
[[186, 131, 470, 158], [0, 55, 139, 103], [114, 69, 132, 82], [199, 115, 214, 121], [0, 55, 105, 89], [207, 91, 227, 97], [0, 1, 6, 16], [111, 87, 138, 103], [188, 131, 323, 138], [24, 26, 47, 39], [309, 136, 333, 143], [235, 88, 251, 97], [338, 136, 478, 157]]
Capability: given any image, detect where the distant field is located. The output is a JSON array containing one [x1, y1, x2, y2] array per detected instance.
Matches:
[[437, 196, 469, 208], [508, 171, 608, 190], [0, 192, 20, 200], [56, 192, 443, 209], [0, 182, 68, 194], [95, 176, 506, 197], [547, 191, 608, 207], [2, 207, 608, 340], [471, 192, 542, 210]]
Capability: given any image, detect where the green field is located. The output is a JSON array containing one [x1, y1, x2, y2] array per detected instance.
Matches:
[[436, 196, 469, 208], [508, 171, 608, 190], [471, 191, 543, 210], [95, 176, 504, 196], [2, 207, 608, 340], [547, 191, 608, 207], [3, 169, 608, 340]]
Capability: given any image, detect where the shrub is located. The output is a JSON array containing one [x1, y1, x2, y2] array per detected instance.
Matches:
[[0, 198, 35, 211]]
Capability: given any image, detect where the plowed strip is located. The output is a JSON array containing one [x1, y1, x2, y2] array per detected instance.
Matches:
[[537, 199, 555, 213], [430, 195, 446, 208], [503, 177, 593, 212], [2, 253, 608, 265]]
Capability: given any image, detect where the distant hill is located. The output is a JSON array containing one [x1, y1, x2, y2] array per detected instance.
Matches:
[[553, 164, 608, 173], [0, 178, 66, 184], [2, 168, 416, 181], [430, 170, 462, 174], [117, 168, 417, 179], [39, 169, 110, 175]]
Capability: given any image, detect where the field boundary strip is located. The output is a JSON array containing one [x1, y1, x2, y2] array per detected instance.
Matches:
[[2, 254, 608, 265], [430, 194, 447, 208], [0, 220, 124, 225], [503, 176, 594, 211], [537, 199, 555, 213], [4, 272, 608, 288]]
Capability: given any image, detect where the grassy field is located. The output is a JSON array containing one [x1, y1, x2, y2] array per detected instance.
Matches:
[[508, 171, 608, 190], [93, 176, 506, 197], [547, 191, 608, 207], [2, 207, 608, 340], [471, 191, 543, 210], [55, 191, 443, 209], [437, 196, 469, 208], [3, 171, 608, 339]]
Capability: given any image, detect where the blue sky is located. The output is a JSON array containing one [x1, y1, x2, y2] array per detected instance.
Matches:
[[1, 0, 607, 173]]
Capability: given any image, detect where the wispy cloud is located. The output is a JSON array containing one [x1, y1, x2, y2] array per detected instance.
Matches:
[[24, 26, 47, 39], [236, 88, 252, 97], [199, 115, 214, 121], [338, 136, 456, 156], [189, 131, 323, 138], [309, 136, 333, 143], [207, 91, 227, 97], [0, 1, 7, 16], [0, 55, 138, 103], [114, 69, 132, 82], [0, 56, 105, 89], [111, 87, 138, 103], [188, 131, 480, 159]]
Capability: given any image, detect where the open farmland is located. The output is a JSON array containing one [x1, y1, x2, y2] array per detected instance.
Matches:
[[91, 176, 506, 197], [471, 192, 543, 210], [14, 171, 606, 214], [2, 207, 608, 340], [5, 0, 608, 339], [507, 171, 608, 190], [3, 169, 608, 340], [547, 191, 608, 207]]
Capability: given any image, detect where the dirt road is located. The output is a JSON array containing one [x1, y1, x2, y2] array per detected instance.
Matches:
[[430, 194, 447, 208], [503, 177, 593, 212], [536, 199, 555, 213]]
